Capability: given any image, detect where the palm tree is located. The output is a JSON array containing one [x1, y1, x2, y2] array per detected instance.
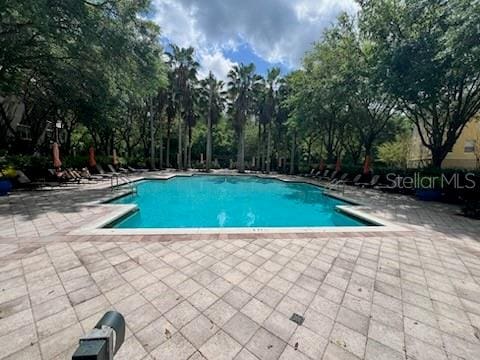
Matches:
[[165, 70, 177, 168], [253, 77, 266, 171], [183, 93, 199, 168], [263, 67, 281, 173], [166, 45, 199, 169], [200, 72, 226, 172], [155, 87, 168, 169], [228, 63, 261, 172]]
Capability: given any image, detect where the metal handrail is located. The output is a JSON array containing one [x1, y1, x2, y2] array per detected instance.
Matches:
[[110, 173, 137, 194], [325, 179, 347, 195]]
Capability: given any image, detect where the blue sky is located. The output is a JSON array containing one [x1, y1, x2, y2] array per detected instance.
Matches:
[[152, 0, 358, 80], [223, 44, 289, 76]]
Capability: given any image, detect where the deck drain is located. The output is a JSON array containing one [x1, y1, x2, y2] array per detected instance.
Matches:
[[290, 313, 304, 325]]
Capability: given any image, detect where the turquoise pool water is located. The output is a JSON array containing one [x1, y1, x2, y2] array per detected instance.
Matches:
[[109, 175, 370, 228]]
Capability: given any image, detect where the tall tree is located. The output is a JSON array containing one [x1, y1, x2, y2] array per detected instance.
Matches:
[[262, 67, 282, 173], [166, 45, 199, 169], [359, 0, 480, 167], [200, 72, 226, 172], [303, 43, 347, 163], [0, 0, 166, 155], [253, 77, 266, 171], [227, 63, 261, 172], [284, 71, 313, 173], [165, 69, 177, 167], [332, 14, 397, 162]]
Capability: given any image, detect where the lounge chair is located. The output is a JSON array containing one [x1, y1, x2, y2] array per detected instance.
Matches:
[[356, 175, 380, 188], [47, 169, 79, 184], [107, 164, 121, 175], [65, 169, 84, 183], [15, 170, 58, 189], [380, 176, 401, 193], [47, 169, 65, 182], [303, 169, 317, 177], [331, 173, 349, 185], [324, 173, 349, 191], [95, 165, 114, 178], [321, 170, 338, 181], [79, 168, 103, 181], [127, 166, 148, 173], [71, 169, 100, 182], [315, 170, 329, 179], [345, 174, 362, 185], [380, 176, 412, 194], [66, 169, 83, 183], [15, 170, 44, 189]]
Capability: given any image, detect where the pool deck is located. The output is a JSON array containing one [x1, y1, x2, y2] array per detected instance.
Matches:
[[1, 170, 480, 360]]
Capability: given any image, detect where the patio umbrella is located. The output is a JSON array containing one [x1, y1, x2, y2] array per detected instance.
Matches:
[[319, 159, 325, 171], [112, 149, 119, 166], [335, 157, 342, 172], [88, 146, 96, 167], [52, 142, 62, 169], [363, 155, 372, 175]]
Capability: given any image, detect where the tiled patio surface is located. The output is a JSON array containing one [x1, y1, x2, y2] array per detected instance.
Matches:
[[1, 172, 480, 360]]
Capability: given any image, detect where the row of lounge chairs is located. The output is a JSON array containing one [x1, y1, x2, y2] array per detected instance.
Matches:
[[303, 169, 381, 189], [95, 164, 148, 178], [13, 164, 148, 190]]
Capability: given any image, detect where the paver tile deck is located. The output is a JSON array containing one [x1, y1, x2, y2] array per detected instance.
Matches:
[[0, 172, 480, 359]]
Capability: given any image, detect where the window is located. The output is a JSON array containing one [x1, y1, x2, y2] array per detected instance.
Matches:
[[464, 140, 475, 153]]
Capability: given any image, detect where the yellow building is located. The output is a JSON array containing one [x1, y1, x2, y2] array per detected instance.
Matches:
[[408, 116, 480, 169]]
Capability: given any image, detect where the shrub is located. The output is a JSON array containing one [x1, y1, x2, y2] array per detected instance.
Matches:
[[378, 139, 410, 168], [0, 155, 51, 178], [462, 200, 480, 219]]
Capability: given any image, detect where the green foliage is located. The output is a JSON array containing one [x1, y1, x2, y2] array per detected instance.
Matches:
[[166, 45, 200, 169], [3, 0, 478, 175], [212, 118, 235, 158], [199, 73, 227, 127], [198, 72, 227, 170], [463, 200, 480, 219], [227, 63, 262, 171], [0, 153, 149, 179], [377, 135, 411, 169], [359, 0, 480, 167], [228, 63, 261, 133], [0, 154, 51, 177], [1, 0, 166, 155]]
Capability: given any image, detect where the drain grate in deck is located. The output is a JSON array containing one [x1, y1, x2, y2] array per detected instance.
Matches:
[[290, 313, 305, 325]]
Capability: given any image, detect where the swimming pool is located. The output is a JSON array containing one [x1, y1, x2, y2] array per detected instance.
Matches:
[[108, 175, 372, 228]]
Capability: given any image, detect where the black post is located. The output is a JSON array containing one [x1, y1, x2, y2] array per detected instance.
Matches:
[[72, 311, 125, 360]]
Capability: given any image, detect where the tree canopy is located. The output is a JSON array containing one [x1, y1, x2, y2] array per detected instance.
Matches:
[[359, 0, 480, 167], [1, 0, 166, 155], [2, 0, 479, 172]]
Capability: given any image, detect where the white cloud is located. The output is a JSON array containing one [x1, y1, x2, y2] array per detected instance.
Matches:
[[152, 0, 358, 73], [198, 50, 237, 82], [153, 0, 203, 49]]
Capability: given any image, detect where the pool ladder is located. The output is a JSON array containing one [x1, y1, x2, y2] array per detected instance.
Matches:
[[111, 174, 137, 195], [324, 180, 346, 195]]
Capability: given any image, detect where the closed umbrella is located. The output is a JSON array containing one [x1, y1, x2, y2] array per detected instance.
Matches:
[[52, 142, 62, 169], [112, 149, 119, 166], [335, 157, 342, 172], [363, 155, 372, 175], [319, 159, 325, 172], [88, 146, 96, 167]]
